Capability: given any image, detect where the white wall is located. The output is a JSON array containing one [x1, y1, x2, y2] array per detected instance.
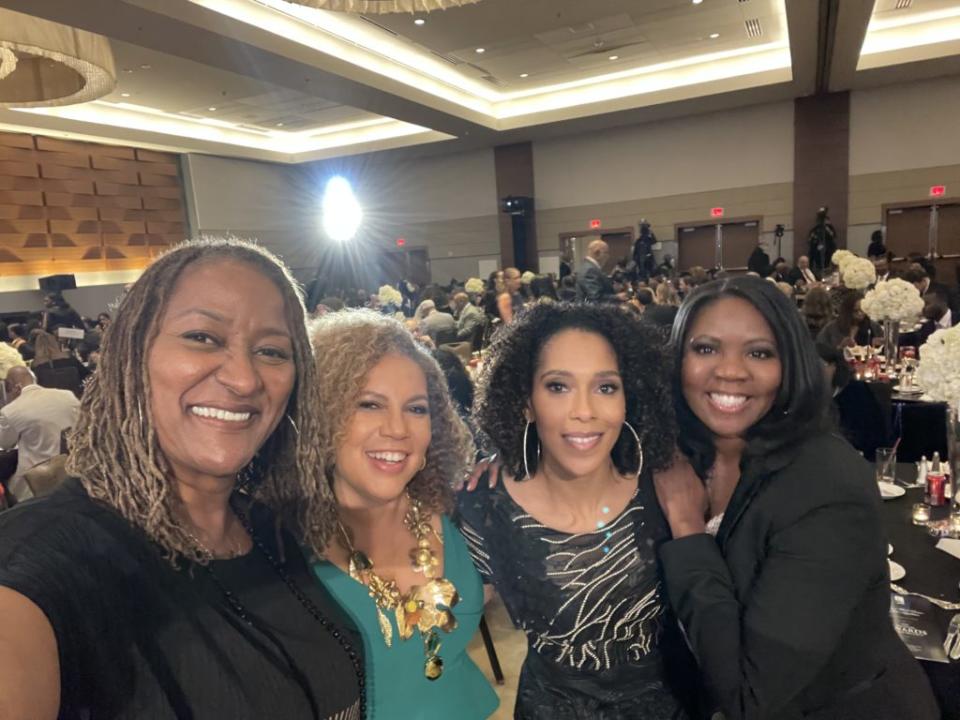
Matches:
[[850, 76, 960, 176], [533, 101, 795, 210], [184, 149, 500, 283]]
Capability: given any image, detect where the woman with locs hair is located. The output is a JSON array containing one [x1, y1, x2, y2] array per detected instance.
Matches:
[[0, 238, 364, 719], [310, 310, 498, 719], [460, 302, 696, 719], [654, 275, 938, 720]]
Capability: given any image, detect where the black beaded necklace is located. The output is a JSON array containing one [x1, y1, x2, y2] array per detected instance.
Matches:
[[202, 505, 366, 719]]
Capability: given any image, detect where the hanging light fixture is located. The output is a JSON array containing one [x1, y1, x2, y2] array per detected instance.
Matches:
[[0, 8, 117, 108], [279, 0, 482, 13]]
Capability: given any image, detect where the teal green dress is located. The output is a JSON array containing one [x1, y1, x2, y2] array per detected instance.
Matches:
[[313, 515, 499, 720]]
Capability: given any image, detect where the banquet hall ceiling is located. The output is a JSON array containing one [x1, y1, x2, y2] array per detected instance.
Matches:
[[0, 0, 958, 163]]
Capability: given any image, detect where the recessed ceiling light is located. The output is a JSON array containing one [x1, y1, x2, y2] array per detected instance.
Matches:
[[520, 73, 529, 78], [120, 92, 131, 98], [414, 18, 425, 25], [692, 0, 703, 4], [608, 55, 619, 60], [276, 122, 284, 127], [122, 68, 134, 74], [139, 64, 151, 70], [475, 47, 485, 54], [709, 32, 720, 39], [208, 107, 217, 111]]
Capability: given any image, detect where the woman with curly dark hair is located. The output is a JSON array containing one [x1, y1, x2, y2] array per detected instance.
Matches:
[[459, 303, 693, 720], [310, 310, 498, 720]]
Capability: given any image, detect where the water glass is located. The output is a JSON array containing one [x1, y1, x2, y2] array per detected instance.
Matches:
[[876, 447, 897, 484]]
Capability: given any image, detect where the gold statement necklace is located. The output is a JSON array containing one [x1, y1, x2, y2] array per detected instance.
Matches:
[[339, 495, 459, 680]]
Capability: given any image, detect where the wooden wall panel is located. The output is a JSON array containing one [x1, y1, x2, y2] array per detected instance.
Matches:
[[0, 131, 187, 276]]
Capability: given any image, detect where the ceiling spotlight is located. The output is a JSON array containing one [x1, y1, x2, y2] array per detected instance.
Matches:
[[208, 106, 217, 111], [475, 47, 485, 53], [709, 32, 720, 39], [520, 73, 529, 78], [122, 68, 134, 74], [692, 0, 703, 4], [276, 122, 284, 127], [414, 17, 425, 25], [139, 64, 151, 70], [608, 55, 619, 60], [120, 92, 131, 97]]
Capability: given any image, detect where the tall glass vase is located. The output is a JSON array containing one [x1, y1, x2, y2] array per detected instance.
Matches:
[[950, 404, 959, 505], [883, 318, 900, 368]]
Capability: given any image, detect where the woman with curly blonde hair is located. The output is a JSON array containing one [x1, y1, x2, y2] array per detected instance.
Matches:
[[0, 238, 364, 719], [311, 310, 498, 720]]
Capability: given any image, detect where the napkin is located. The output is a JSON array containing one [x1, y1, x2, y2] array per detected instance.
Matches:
[[936, 538, 960, 560]]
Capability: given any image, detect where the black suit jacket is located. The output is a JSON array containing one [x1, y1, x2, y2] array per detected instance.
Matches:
[[576, 259, 616, 302], [787, 266, 818, 286], [659, 433, 938, 720], [927, 280, 960, 319]]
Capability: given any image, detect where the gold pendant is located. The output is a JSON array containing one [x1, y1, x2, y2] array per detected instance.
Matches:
[[376, 605, 393, 648], [425, 655, 443, 680]]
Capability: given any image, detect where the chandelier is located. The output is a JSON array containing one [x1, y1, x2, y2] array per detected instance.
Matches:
[[0, 8, 117, 108], [279, 0, 483, 13]]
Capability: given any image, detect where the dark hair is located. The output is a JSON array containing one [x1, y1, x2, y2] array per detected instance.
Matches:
[[836, 290, 864, 333], [433, 348, 475, 417], [530, 276, 558, 301], [636, 288, 654, 306], [474, 303, 676, 479], [0, 322, 9, 344], [670, 275, 828, 478], [902, 267, 927, 284], [923, 295, 947, 323]]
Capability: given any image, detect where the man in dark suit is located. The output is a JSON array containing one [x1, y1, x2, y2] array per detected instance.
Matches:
[[576, 240, 617, 302], [904, 266, 959, 325], [786, 255, 819, 287]]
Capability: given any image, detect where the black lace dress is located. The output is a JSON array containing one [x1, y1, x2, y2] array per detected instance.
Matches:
[[456, 471, 695, 720]]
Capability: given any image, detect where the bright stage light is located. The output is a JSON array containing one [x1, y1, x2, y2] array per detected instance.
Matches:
[[321, 176, 362, 242]]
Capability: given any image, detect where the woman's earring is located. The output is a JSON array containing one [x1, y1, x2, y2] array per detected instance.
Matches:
[[623, 421, 645, 479], [286, 413, 300, 436], [522, 421, 541, 480]]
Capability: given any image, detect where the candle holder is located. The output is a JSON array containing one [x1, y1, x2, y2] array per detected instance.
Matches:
[[913, 503, 932, 525]]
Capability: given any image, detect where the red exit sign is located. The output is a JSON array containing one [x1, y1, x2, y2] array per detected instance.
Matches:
[[396, 237, 406, 247], [589, 219, 602, 229], [930, 185, 946, 197], [710, 207, 725, 218]]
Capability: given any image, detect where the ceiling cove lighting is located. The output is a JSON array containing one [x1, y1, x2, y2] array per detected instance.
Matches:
[[275, 0, 482, 12], [321, 176, 362, 243]]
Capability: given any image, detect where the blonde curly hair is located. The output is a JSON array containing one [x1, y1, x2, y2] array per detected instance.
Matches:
[[67, 237, 337, 564], [309, 309, 474, 515]]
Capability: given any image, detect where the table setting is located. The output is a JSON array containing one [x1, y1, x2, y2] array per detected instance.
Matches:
[[880, 461, 960, 716]]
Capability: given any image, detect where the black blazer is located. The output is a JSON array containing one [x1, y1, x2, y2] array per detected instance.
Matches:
[[659, 433, 938, 720], [575, 259, 616, 302]]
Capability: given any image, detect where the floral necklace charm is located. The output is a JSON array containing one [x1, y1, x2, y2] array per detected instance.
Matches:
[[341, 495, 459, 680]]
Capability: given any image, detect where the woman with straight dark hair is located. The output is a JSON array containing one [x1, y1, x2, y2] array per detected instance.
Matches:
[[816, 290, 880, 350], [653, 275, 938, 720]]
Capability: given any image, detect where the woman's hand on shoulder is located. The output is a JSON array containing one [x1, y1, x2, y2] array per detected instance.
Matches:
[[462, 455, 507, 492], [653, 452, 709, 539]]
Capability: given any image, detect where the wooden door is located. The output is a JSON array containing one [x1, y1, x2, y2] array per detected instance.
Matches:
[[886, 205, 933, 258], [722, 220, 761, 270], [936, 203, 960, 258], [601, 231, 633, 270], [677, 224, 718, 271]]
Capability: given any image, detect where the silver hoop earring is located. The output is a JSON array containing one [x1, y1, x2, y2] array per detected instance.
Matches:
[[286, 413, 300, 437], [623, 421, 644, 479], [522, 421, 541, 480]]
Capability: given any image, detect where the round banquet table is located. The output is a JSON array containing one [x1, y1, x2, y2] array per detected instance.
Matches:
[[880, 463, 960, 718]]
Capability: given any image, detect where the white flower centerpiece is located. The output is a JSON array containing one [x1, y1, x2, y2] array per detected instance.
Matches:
[[841, 257, 877, 290], [916, 325, 960, 497], [861, 278, 924, 364], [0, 343, 26, 382], [378, 284, 403, 311], [832, 249, 856, 272], [464, 277, 484, 294]]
